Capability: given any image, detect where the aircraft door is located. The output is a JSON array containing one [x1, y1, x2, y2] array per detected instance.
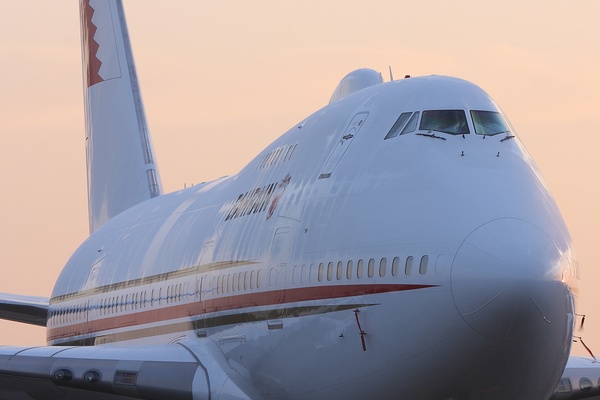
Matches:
[[319, 112, 368, 179], [194, 275, 209, 336], [195, 240, 214, 336], [266, 227, 291, 327]]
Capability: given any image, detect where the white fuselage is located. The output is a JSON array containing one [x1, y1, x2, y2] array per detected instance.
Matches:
[[47, 75, 576, 400]]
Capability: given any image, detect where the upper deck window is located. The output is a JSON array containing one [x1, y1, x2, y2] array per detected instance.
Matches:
[[420, 110, 469, 135], [470, 110, 511, 136]]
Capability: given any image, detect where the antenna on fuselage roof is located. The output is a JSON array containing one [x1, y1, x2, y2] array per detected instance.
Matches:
[[388, 66, 394, 82]]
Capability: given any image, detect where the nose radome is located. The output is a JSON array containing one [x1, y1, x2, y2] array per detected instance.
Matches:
[[451, 218, 565, 341]]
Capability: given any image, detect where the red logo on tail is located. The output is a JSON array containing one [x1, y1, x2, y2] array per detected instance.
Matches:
[[81, 0, 103, 87]]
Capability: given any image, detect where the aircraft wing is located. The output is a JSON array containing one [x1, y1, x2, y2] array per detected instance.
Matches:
[[0, 293, 49, 326], [551, 356, 600, 400], [0, 340, 259, 400]]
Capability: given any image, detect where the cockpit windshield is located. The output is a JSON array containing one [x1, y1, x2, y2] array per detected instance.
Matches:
[[470, 110, 510, 136], [420, 110, 469, 135]]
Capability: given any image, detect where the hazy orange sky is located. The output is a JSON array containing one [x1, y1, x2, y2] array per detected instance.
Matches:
[[0, 1, 598, 356]]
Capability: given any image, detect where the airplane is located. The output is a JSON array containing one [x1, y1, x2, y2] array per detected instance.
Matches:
[[0, 0, 599, 399]]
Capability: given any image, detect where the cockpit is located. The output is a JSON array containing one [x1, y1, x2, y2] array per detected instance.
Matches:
[[384, 109, 512, 140]]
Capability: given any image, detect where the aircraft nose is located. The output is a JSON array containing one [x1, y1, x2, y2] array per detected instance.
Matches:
[[451, 218, 567, 341]]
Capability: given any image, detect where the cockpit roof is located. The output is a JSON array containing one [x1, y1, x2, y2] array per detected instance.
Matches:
[[328, 70, 503, 115], [390, 75, 499, 111]]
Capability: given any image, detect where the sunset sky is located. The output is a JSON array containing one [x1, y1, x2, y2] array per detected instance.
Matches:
[[0, 1, 598, 355]]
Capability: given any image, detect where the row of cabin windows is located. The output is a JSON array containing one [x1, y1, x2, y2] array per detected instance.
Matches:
[[51, 276, 253, 326], [49, 272, 262, 325], [98, 290, 149, 316], [49, 282, 196, 326], [98, 282, 195, 316], [48, 305, 87, 326], [258, 143, 298, 169], [212, 255, 431, 295], [50, 255, 433, 326], [293, 255, 429, 285], [215, 270, 262, 295]]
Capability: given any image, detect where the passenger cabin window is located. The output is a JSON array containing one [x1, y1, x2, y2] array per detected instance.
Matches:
[[392, 257, 400, 276], [367, 258, 375, 278], [405, 256, 414, 275], [379, 258, 387, 277], [419, 255, 429, 275], [357, 259, 364, 279], [420, 110, 469, 135], [470, 110, 510, 136], [257, 270, 262, 288], [346, 260, 353, 279]]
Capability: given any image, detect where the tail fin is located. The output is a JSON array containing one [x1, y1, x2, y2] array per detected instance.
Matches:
[[80, 0, 162, 234]]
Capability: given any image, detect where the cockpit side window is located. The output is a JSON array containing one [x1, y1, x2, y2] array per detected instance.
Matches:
[[420, 110, 469, 135], [384, 112, 413, 140], [470, 110, 511, 136], [401, 112, 419, 134]]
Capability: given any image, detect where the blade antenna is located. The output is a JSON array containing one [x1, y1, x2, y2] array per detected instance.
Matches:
[[353, 309, 367, 351], [574, 335, 597, 362], [576, 313, 586, 330], [388, 66, 394, 82]]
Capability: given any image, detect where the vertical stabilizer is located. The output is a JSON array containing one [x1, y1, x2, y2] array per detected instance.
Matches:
[[80, 0, 162, 234]]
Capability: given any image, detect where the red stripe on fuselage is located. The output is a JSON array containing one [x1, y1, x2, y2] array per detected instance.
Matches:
[[47, 283, 436, 341]]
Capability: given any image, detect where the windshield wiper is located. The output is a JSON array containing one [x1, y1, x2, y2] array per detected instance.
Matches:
[[479, 130, 510, 137], [416, 131, 447, 140], [500, 133, 515, 142]]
